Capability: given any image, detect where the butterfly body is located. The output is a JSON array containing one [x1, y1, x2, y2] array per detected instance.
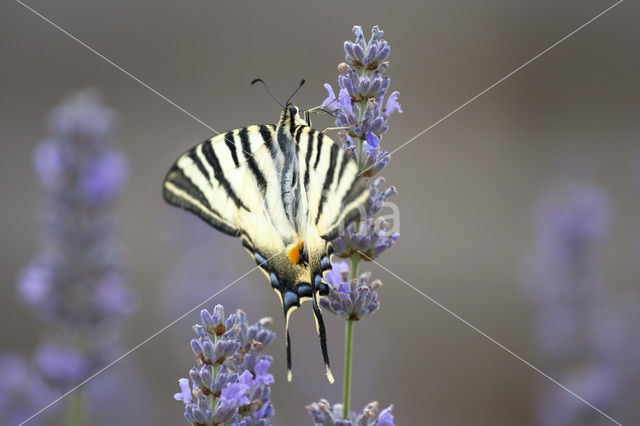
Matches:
[[163, 104, 369, 382]]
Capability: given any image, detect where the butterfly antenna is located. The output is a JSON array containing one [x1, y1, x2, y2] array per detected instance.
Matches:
[[286, 79, 306, 105], [251, 78, 284, 108]]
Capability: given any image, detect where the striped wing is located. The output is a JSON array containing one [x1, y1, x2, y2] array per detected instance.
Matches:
[[295, 127, 370, 241], [163, 124, 296, 240]]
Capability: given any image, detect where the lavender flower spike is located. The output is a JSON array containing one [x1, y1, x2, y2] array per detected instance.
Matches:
[[324, 25, 401, 175], [332, 177, 399, 260], [174, 305, 276, 425], [315, 25, 399, 424], [307, 399, 394, 426], [320, 261, 381, 321]]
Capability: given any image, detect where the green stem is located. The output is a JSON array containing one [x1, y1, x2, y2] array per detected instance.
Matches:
[[64, 389, 85, 426], [342, 319, 354, 420], [343, 254, 360, 419]]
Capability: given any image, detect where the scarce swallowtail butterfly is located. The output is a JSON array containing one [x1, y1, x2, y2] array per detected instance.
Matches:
[[162, 95, 369, 383]]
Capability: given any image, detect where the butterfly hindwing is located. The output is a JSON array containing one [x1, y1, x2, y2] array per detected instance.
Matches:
[[295, 127, 370, 241]]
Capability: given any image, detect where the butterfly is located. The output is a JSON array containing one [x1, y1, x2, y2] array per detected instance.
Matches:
[[162, 95, 369, 383]]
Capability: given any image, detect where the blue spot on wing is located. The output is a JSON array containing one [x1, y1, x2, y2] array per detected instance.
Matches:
[[270, 272, 280, 289], [296, 283, 313, 298], [254, 252, 268, 267], [283, 291, 299, 311]]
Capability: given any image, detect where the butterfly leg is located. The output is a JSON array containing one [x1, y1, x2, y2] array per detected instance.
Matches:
[[312, 274, 335, 383], [322, 124, 355, 134]]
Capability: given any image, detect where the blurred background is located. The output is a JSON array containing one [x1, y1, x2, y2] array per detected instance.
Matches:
[[1, 0, 639, 424]]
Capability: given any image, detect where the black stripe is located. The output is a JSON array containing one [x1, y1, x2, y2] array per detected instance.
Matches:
[[201, 140, 249, 210], [303, 130, 314, 189], [336, 152, 349, 185], [163, 167, 239, 237], [294, 126, 304, 143], [239, 128, 268, 194], [187, 149, 211, 182], [340, 176, 364, 207], [165, 165, 213, 211], [313, 133, 324, 169], [315, 143, 339, 224], [224, 132, 240, 168], [289, 111, 296, 135], [241, 233, 254, 250], [259, 125, 277, 158]]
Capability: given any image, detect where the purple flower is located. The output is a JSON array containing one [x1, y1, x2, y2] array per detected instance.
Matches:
[[254, 358, 275, 385], [322, 84, 339, 112], [324, 261, 350, 286], [307, 399, 394, 426], [174, 378, 193, 404], [313, 24, 398, 426], [332, 216, 399, 260], [365, 132, 379, 149], [320, 271, 381, 321], [383, 91, 402, 116], [322, 25, 400, 169], [174, 305, 276, 425]]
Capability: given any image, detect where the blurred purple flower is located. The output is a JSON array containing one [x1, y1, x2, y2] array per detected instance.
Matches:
[[35, 343, 89, 386], [17, 258, 52, 306], [20, 89, 135, 325], [524, 180, 635, 424], [0, 355, 57, 426], [2, 89, 139, 424], [80, 151, 128, 204]]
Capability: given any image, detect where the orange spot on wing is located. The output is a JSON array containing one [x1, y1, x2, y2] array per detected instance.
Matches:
[[287, 242, 304, 264]]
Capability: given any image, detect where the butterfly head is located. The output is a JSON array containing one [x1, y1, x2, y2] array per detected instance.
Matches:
[[282, 103, 311, 127]]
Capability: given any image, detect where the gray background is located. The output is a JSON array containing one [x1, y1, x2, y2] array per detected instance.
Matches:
[[1, 0, 639, 424]]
